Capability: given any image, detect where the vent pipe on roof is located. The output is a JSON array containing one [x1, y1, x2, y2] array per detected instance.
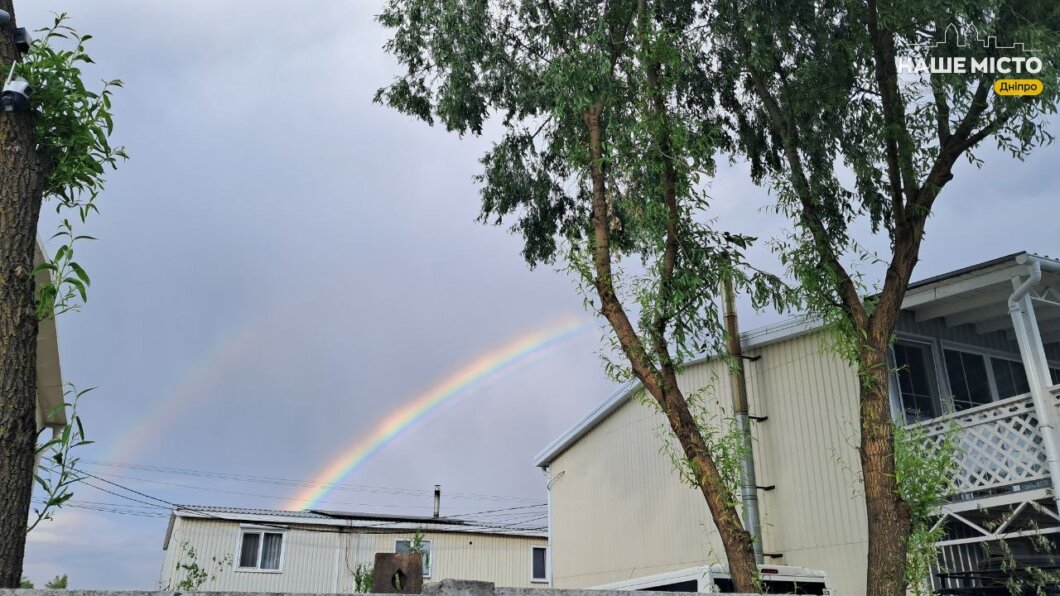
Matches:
[[433, 485, 441, 518], [722, 273, 764, 564]]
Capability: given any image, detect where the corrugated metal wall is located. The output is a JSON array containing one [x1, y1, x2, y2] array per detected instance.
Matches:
[[746, 332, 867, 596], [548, 331, 871, 594], [549, 358, 739, 589], [158, 517, 547, 592]]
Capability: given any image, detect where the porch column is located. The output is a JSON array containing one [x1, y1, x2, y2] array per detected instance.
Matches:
[[1009, 274, 1060, 513]]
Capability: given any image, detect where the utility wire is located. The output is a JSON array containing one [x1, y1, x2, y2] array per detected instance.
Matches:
[[79, 467, 546, 516], [72, 468, 547, 534], [80, 459, 541, 503]]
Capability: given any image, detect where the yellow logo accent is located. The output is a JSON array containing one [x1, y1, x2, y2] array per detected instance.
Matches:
[[994, 79, 1044, 96]]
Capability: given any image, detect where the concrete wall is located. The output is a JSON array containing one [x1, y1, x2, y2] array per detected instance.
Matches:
[[160, 517, 548, 592], [0, 579, 764, 596]]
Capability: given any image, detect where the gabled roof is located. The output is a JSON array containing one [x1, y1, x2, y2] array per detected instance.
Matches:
[[534, 251, 1060, 468], [533, 315, 819, 468]]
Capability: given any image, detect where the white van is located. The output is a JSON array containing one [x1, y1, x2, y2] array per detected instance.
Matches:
[[592, 564, 833, 595]]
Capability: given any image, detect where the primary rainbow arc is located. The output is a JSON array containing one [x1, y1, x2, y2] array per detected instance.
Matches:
[[286, 315, 589, 510]]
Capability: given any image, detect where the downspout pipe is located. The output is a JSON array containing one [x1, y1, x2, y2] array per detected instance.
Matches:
[[1008, 254, 1060, 512], [545, 469, 564, 587], [721, 276, 764, 564]]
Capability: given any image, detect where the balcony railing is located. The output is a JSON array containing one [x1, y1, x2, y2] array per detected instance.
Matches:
[[911, 385, 1060, 497]]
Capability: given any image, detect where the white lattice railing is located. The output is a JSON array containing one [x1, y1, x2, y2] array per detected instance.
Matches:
[[911, 385, 1060, 496]]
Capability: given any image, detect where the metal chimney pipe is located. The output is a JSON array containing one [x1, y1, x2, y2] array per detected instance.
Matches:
[[433, 485, 441, 518], [722, 274, 764, 564]]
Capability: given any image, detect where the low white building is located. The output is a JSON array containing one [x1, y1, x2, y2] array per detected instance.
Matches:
[[536, 252, 1060, 594], [159, 506, 549, 592]]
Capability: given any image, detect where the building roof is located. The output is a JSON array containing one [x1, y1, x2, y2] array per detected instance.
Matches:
[[169, 504, 547, 540], [534, 251, 1060, 468]]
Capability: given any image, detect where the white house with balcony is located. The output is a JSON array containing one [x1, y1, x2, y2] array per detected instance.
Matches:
[[534, 252, 1060, 595]]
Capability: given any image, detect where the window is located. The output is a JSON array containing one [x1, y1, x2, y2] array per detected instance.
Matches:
[[893, 341, 942, 422], [944, 349, 994, 411], [396, 539, 432, 577], [237, 530, 284, 571], [991, 357, 1031, 399], [531, 546, 548, 583]]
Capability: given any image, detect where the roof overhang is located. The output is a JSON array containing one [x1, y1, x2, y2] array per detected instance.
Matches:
[[171, 507, 547, 538], [535, 251, 1060, 468], [903, 252, 1060, 344]]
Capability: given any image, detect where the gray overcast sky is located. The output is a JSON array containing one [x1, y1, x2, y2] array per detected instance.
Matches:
[[16, 1, 1059, 589]]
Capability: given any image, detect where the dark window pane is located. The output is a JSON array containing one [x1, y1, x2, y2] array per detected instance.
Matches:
[[992, 358, 1030, 399], [395, 540, 411, 554], [532, 547, 547, 580], [239, 532, 260, 568], [894, 342, 940, 421], [644, 581, 697, 592], [945, 350, 993, 410], [261, 533, 283, 570], [1051, 367, 1060, 385]]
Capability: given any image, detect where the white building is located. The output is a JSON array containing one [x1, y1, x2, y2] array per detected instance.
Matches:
[[535, 252, 1060, 594], [159, 506, 549, 592]]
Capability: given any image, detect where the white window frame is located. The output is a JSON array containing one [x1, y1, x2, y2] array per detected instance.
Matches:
[[890, 335, 948, 424], [395, 538, 433, 578], [530, 545, 550, 583], [940, 344, 1000, 407], [235, 525, 286, 574], [939, 339, 1060, 404]]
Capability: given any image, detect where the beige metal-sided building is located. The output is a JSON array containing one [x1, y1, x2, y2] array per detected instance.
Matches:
[[535, 252, 1060, 595]]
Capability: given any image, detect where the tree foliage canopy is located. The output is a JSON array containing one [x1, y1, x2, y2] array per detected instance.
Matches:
[[377, 0, 787, 368]]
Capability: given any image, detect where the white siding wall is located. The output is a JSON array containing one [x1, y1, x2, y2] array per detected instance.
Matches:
[[748, 332, 867, 596], [548, 331, 871, 595], [159, 517, 547, 592], [548, 360, 738, 589]]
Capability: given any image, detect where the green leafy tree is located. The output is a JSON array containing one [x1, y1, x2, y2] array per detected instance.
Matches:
[[18, 578, 32, 589], [0, 7, 123, 587], [376, 1, 787, 590], [29, 385, 93, 534], [353, 563, 374, 593], [706, 1, 1060, 593], [44, 574, 68, 589]]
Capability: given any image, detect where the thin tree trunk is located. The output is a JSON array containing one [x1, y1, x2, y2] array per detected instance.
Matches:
[[582, 106, 758, 593], [0, 0, 46, 586]]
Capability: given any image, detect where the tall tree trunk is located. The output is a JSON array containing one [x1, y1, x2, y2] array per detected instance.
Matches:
[[582, 106, 758, 593], [0, 0, 46, 586], [858, 344, 911, 596]]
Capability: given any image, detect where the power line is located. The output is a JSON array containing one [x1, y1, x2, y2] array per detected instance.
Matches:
[[72, 468, 547, 535], [84, 469, 449, 511], [80, 459, 541, 503], [79, 467, 546, 516]]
